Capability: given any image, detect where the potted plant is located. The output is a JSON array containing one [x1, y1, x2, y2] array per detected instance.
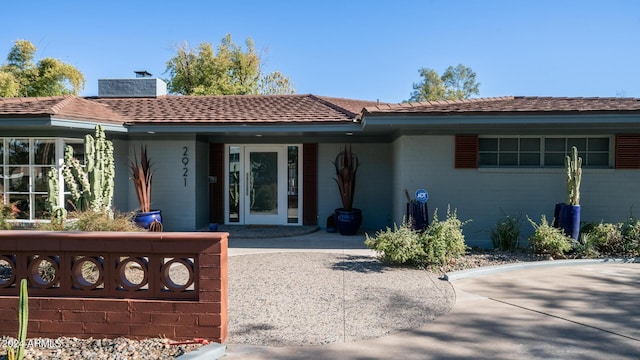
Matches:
[[554, 146, 581, 240], [130, 145, 162, 229], [332, 145, 362, 235]]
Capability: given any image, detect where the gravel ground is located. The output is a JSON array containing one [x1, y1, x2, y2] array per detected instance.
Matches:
[[0, 249, 541, 358], [228, 252, 456, 346], [227, 249, 542, 347], [0, 336, 200, 360]]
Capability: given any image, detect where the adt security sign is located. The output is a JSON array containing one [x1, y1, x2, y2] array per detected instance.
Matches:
[[415, 189, 429, 203]]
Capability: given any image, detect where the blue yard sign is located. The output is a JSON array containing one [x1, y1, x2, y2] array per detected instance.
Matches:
[[415, 189, 429, 203]]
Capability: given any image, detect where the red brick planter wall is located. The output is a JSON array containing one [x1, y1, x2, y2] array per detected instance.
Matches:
[[0, 231, 228, 343]]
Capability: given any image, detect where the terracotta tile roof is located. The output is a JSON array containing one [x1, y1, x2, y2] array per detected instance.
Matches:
[[92, 94, 376, 124], [0, 95, 125, 124], [315, 96, 382, 116], [363, 96, 640, 116]]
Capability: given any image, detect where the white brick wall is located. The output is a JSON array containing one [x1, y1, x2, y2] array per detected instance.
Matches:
[[318, 143, 393, 232], [392, 135, 640, 248], [126, 138, 198, 231]]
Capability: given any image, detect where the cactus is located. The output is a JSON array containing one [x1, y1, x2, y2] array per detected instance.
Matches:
[[565, 146, 582, 206], [61, 125, 115, 217], [46, 168, 67, 226], [16, 279, 28, 360], [6, 279, 28, 360]]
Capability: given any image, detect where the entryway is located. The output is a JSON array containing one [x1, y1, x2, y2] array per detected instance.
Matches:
[[226, 145, 301, 225]]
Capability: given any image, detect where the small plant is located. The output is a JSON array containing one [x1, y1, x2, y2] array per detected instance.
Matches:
[[584, 223, 624, 256], [332, 145, 359, 211], [130, 145, 153, 213], [572, 232, 600, 259], [6, 278, 28, 360], [490, 214, 522, 251], [621, 217, 640, 256], [365, 206, 470, 268], [365, 219, 424, 265], [36, 210, 144, 232], [527, 215, 572, 258], [0, 195, 20, 230], [420, 206, 469, 266]]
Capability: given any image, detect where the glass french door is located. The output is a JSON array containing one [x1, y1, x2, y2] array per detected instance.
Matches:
[[227, 145, 300, 225]]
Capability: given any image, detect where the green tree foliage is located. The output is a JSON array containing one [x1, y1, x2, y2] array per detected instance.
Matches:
[[409, 64, 479, 102], [165, 34, 295, 95], [0, 39, 85, 97]]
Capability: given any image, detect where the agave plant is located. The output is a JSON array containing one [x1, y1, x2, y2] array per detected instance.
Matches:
[[332, 145, 359, 211], [129, 145, 153, 213]]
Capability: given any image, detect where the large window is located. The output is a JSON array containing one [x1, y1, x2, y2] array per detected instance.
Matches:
[[1, 138, 83, 220], [478, 137, 611, 168]]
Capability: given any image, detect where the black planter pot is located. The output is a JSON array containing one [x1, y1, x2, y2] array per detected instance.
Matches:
[[407, 201, 429, 232], [133, 210, 162, 230], [334, 208, 362, 236], [554, 203, 580, 240]]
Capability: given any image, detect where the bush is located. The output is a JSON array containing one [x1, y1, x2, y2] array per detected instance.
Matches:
[[578, 219, 640, 257], [573, 232, 600, 258], [584, 223, 624, 256], [37, 210, 144, 232], [0, 196, 20, 230], [365, 206, 470, 268], [421, 207, 469, 266], [527, 215, 572, 258], [364, 219, 424, 265], [490, 215, 521, 251], [621, 218, 640, 256]]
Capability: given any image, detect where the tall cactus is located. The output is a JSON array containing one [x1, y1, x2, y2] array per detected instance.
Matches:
[[46, 168, 67, 226], [565, 146, 582, 206], [62, 125, 115, 217], [7, 278, 28, 360]]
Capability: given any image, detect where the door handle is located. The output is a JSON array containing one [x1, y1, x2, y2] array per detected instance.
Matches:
[[246, 172, 249, 197]]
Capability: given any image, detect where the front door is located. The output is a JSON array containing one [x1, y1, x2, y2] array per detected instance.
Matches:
[[243, 146, 287, 225]]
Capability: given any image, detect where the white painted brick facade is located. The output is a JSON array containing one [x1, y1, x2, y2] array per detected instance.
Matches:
[[392, 135, 640, 248]]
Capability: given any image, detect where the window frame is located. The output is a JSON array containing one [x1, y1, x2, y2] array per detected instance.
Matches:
[[1, 137, 84, 221], [477, 136, 613, 169]]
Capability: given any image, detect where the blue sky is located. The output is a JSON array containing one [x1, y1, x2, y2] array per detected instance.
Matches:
[[2, 0, 640, 103]]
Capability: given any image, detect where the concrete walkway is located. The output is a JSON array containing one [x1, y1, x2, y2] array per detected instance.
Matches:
[[224, 232, 640, 359]]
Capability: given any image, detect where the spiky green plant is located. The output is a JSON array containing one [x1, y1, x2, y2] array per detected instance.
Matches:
[[332, 145, 359, 211], [6, 278, 28, 360], [61, 125, 115, 217], [129, 145, 153, 213], [565, 146, 582, 206], [45, 168, 67, 227]]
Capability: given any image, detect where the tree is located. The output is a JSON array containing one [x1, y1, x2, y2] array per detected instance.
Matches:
[[165, 34, 295, 95], [409, 64, 479, 102], [0, 39, 85, 97]]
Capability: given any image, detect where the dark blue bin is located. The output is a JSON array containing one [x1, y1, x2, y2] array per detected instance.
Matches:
[[407, 201, 429, 232]]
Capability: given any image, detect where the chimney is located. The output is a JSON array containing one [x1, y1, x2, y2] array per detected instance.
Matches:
[[98, 71, 167, 97]]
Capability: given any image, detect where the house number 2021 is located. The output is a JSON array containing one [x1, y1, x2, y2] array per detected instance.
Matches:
[[182, 146, 189, 187]]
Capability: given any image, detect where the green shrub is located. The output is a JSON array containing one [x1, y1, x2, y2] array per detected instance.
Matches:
[[365, 219, 424, 265], [573, 232, 600, 258], [527, 215, 572, 258], [0, 195, 20, 230], [421, 207, 469, 266], [490, 215, 521, 251], [37, 210, 144, 232], [579, 219, 640, 257], [584, 223, 624, 256], [621, 218, 640, 256], [365, 207, 470, 268]]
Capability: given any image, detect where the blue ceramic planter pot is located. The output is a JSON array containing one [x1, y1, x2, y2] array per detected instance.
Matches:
[[133, 210, 162, 230], [554, 203, 580, 240], [334, 208, 362, 236]]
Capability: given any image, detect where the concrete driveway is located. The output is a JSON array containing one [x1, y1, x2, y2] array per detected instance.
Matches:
[[224, 259, 639, 359]]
